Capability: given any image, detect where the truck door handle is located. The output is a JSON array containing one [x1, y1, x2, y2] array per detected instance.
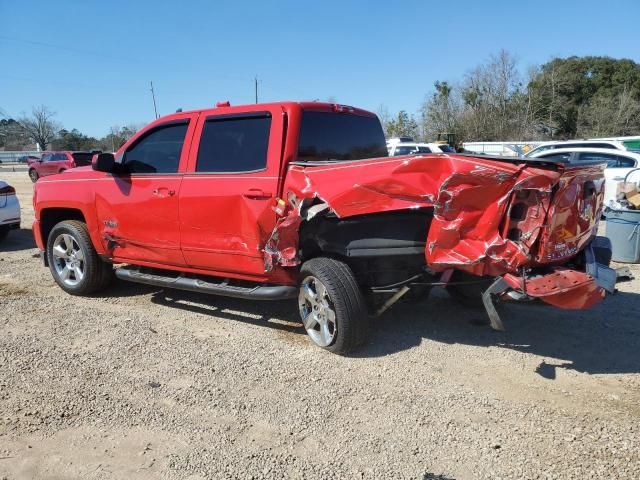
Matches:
[[152, 188, 176, 197], [243, 188, 272, 199], [612, 176, 625, 181]]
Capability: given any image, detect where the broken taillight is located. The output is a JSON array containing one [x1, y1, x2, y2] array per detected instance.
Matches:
[[503, 189, 549, 249]]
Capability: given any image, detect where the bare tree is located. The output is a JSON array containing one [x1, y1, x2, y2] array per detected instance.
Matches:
[[376, 104, 391, 137], [18, 105, 60, 150], [420, 81, 464, 141]]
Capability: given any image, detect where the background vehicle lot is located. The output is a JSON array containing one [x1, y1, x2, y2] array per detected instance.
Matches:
[[1, 171, 640, 479]]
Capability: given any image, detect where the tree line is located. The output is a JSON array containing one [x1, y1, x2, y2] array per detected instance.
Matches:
[[0, 106, 142, 152], [381, 51, 640, 143]]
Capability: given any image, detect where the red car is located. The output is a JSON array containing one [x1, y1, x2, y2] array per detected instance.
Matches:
[[32, 101, 616, 354], [28, 151, 95, 182]]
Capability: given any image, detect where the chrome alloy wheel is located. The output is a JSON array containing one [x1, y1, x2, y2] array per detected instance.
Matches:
[[298, 276, 337, 347], [51, 233, 85, 287]]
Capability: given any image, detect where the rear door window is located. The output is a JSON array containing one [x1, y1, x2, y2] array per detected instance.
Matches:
[[123, 122, 188, 174], [576, 152, 620, 167], [196, 114, 271, 173], [615, 156, 637, 168]]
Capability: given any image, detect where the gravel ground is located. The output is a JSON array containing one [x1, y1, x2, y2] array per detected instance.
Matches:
[[1, 171, 639, 480]]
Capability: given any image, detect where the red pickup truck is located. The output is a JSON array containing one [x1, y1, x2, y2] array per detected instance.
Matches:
[[32, 101, 616, 353]]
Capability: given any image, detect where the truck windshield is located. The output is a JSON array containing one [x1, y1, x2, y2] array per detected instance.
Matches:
[[297, 111, 388, 162]]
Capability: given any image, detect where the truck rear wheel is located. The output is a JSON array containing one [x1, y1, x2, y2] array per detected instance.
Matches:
[[46, 220, 113, 295], [298, 257, 368, 354], [29, 169, 38, 182]]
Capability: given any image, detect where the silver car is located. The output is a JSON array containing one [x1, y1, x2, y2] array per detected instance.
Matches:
[[0, 179, 21, 241]]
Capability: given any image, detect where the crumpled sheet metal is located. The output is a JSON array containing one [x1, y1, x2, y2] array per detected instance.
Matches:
[[503, 269, 605, 309], [263, 208, 302, 272], [282, 154, 562, 276]]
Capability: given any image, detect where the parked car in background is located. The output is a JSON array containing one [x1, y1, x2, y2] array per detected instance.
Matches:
[[525, 139, 628, 158], [0, 179, 21, 241], [529, 147, 640, 206], [387, 140, 455, 156], [27, 151, 96, 182]]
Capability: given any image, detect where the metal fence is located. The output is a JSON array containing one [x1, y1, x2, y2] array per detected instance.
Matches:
[[0, 150, 41, 163]]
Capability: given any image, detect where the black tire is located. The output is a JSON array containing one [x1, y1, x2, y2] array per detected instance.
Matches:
[[46, 220, 112, 295], [446, 271, 494, 308], [298, 257, 368, 354], [29, 169, 39, 183], [0, 226, 9, 242]]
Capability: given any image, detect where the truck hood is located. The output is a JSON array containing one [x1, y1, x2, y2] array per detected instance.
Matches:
[[279, 153, 605, 277]]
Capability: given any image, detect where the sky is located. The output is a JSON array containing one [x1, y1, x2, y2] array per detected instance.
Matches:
[[1, 0, 639, 137]]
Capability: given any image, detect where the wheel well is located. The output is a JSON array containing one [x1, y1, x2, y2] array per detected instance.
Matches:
[[298, 209, 434, 288], [40, 208, 86, 246]]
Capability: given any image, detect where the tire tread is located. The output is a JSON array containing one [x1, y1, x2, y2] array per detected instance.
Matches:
[[47, 220, 111, 295], [300, 257, 368, 354]]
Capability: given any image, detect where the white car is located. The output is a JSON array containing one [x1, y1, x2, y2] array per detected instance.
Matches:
[[0, 179, 21, 241], [525, 139, 627, 158], [387, 141, 455, 156], [528, 148, 640, 207]]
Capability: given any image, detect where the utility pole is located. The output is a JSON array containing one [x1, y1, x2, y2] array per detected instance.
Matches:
[[110, 127, 116, 152], [254, 75, 258, 104], [150, 81, 159, 119]]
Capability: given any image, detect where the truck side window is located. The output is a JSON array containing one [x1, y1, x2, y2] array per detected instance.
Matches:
[[196, 114, 271, 173], [122, 122, 188, 174]]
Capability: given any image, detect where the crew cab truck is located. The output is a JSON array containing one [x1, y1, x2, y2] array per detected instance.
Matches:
[[33, 101, 617, 354]]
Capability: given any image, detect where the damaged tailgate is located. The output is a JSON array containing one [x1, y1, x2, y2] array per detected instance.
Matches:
[[278, 153, 610, 312]]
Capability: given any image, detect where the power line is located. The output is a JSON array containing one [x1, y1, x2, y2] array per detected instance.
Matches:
[[0, 35, 137, 63]]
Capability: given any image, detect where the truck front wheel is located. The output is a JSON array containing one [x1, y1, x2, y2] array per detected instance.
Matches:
[[46, 220, 113, 295], [298, 257, 368, 354]]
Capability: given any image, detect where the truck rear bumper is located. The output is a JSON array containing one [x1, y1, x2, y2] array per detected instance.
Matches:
[[502, 236, 615, 309], [482, 236, 615, 330], [502, 268, 607, 309]]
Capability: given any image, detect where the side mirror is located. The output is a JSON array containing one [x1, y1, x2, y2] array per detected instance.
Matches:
[[92, 153, 116, 173]]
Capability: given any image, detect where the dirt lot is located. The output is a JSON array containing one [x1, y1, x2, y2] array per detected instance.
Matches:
[[1, 170, 639, 479]]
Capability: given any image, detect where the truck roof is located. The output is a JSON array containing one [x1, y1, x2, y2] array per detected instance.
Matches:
[[158, 101, 377, 122]]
